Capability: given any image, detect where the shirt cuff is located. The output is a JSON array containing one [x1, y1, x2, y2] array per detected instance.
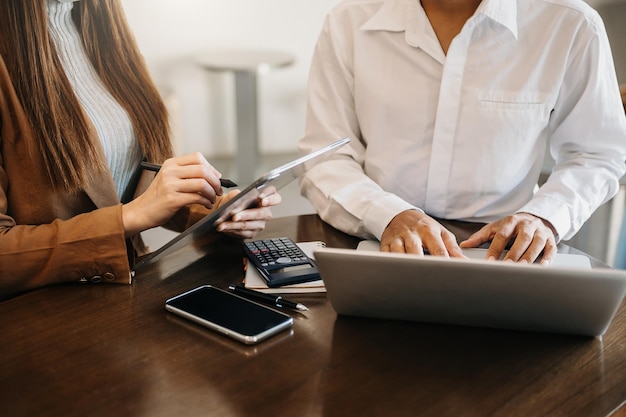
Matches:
[[518, 196, 571, 242], [362, 194, 424, 240]]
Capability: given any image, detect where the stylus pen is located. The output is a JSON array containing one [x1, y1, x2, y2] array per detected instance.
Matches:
[[140, 161, 238, 188], [228, 285, 309, 312]]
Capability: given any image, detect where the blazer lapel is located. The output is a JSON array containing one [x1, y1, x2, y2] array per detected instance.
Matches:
[[84, 171, 119, 208]]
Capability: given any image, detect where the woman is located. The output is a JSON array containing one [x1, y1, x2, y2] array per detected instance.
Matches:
[[0, 0, 280, 298]]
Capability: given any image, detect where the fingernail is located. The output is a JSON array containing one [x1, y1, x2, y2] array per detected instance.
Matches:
[[519, 259, 528, 264], [487, 256, 496, 261]]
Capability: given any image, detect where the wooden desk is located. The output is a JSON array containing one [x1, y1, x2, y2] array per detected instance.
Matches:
[[1, 215, 625, 417]]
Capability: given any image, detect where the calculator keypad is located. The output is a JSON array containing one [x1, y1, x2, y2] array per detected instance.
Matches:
[[244, 238, 309, 268]]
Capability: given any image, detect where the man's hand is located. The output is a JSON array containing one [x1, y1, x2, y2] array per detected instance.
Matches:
[[460, 213, 557, 265], [380, 209, 465, 258]]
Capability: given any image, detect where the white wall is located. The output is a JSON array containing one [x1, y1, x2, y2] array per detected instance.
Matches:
[[122, 0, 338, 157]]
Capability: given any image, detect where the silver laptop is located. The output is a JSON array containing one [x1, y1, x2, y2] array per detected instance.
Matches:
[[314, 242, 626, 336], [133, 137, 350, 272]]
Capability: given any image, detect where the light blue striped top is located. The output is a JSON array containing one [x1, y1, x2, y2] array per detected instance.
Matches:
[[46, 0, 142, 199]]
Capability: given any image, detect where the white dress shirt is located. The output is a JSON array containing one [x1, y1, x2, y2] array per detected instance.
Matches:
[[299, 0, 626, 241]]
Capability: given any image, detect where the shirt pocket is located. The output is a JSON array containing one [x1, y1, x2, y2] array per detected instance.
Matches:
[[474, 89, 549, 112], [458, 89, 552, 192], [466, 88, 551, 143]]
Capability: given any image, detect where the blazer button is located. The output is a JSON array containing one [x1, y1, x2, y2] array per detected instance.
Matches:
[[104, 272, 116, 282], [90, 275, 103, 283]]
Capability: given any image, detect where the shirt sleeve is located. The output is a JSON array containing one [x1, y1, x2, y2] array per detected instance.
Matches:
[[299, 15, 421, 240], [519, 13, 626, 241]]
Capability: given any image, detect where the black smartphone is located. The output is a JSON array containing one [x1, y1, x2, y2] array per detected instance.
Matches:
[[243, 237, 320, 287], [165, 285, 294, 344]]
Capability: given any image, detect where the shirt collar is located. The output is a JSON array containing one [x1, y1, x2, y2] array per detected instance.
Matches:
[[477, 0, 518, 39], [360, 0, 407, 32], [360, 0, 518, 45]]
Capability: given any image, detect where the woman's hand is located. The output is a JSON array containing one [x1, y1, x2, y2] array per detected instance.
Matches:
[[122, 153, 224, 237], [215, 187, 282, 239]]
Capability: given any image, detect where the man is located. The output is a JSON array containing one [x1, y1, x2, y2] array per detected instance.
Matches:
[[299, 0, 626, 264]]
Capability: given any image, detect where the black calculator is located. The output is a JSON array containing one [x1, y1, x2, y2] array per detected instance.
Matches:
[[243, 237, 320, 287]]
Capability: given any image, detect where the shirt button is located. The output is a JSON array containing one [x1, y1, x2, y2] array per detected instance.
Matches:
[[104, 272, 116, 282], [90, 275, 102, 283]]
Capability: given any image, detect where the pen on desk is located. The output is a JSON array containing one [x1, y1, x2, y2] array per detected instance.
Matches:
[[228, 285, 309, 312], [140, 161, 238, 188]]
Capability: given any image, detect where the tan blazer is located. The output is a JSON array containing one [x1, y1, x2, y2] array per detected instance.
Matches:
[[0, 55, 199, 298]]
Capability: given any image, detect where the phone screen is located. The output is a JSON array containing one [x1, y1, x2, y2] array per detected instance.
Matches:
[[165, 286, 293, 344]]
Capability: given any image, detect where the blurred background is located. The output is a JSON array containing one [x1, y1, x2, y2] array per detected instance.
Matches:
[[122, 0, 337, 158]]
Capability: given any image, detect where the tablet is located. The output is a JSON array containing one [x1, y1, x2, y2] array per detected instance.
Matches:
[[133, 137, 350, 272]]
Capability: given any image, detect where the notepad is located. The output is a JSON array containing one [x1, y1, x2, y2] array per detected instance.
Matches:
[[244, 241, 327, 294]]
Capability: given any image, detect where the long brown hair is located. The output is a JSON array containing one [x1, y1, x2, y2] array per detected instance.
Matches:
[[0, 0, 172, 191]]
